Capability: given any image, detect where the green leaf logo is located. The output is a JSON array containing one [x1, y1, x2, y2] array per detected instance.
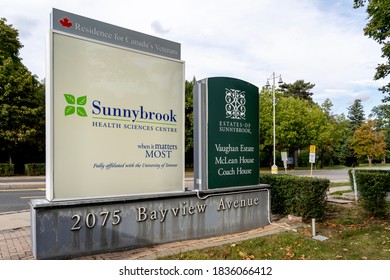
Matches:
[[65, 106, 75, 116], [64, 94, 88, 117], [77, 107, 87, 117], [77, 96, 87, 106], [64, 94, 75, 104]]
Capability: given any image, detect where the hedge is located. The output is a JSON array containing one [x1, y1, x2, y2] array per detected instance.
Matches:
[[24, 163, 46, 176], [0, 164, 14, 176], [260, 174, 330, 220], [349, 169, 390, 217]]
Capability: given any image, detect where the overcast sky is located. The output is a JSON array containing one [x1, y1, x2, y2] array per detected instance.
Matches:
[[1, 0, 388, 116]]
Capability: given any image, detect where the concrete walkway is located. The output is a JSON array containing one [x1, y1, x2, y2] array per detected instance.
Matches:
[[0, 211, 30, 231]]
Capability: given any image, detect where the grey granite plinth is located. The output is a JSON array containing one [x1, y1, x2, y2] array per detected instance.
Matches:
[[30, 184, 271, 259]]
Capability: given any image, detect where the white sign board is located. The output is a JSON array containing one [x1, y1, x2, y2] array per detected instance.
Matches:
[[281, 152, 288, 169], [309, 153, 316, 164], [47, 10, 184, 200]]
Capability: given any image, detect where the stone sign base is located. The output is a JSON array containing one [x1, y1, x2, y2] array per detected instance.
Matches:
[[30, 185, 271, 259]]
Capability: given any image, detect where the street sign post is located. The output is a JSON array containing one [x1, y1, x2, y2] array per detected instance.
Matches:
[[281, 152, 288, 174], [309, 145, 316, 176]]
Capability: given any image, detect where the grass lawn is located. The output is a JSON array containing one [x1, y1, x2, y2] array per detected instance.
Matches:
[[160, 203, 390, 260]]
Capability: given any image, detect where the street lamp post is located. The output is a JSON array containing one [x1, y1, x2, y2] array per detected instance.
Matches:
[[265, 72, 283, 174]]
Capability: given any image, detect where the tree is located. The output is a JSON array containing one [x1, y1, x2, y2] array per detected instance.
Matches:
[[354, 0, 390, 101], [259, 87, 330, 167], [370, 104, 390, 161], [333, 113, 355, 166], [0, 18, 45, 165], [321, 98, 334, 117], [317, 99, 348, 167], [370, 104, 390, 129], [184, 78, 195, 152], [279, 80, 315, 102], [0, 19, 22, 61], [350, 120, 386, 166], [347, 99, 365, 131]]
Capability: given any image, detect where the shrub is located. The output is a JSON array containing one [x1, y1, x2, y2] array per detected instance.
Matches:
[[349, 169, 390, 217], [0, 164, 14, 176], [260, 174, 329, 220], [24, 163, 45, 176]]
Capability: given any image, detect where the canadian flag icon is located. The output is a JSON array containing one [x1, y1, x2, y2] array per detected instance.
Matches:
[[59, 17, 72, 28]]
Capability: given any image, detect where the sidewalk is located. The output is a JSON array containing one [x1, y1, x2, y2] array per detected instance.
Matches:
[[0, 176, 45, 190], [0, 210, 302, 260]]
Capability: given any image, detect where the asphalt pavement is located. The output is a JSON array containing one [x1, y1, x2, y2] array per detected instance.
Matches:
[[265, 165, 390, 182]]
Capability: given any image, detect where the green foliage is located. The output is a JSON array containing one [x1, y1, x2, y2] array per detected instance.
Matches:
[[349, 169, 390, 217], [354, 0, 390, 99], [278, 80, 315, 103], [0, 18, 45, 164], [350, 120, 386, 166], [276, 96, 319, 151], [0, 18, 22, 61], [185, 79, 195, 152], [0, 163, 14, 176], [259, 86, 347, 168], [370, 104, 390, 160], [260, 174, 330, 220], [347, 99, 365, 131], [297, 150, 310, 167], [24, 163, 45, 176]]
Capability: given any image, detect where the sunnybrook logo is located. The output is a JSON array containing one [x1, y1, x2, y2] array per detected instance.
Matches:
[[64, 94, 177, 123], [64, 94, 88, 117], [225, 88, 246, 120]]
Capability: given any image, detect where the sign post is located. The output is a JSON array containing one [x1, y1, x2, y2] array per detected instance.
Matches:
[[309, 145, 316, 177], [194, 77, 259, 189], [281, 152, 288, 174]]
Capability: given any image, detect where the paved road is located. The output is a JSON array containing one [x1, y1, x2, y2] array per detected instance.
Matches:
[[1, 166, 390, 213], [0, 188, 45, 212], [267, 166, 390, 182], [286, 168, 351, 182]]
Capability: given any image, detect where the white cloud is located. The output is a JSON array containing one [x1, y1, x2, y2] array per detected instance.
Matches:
[[0, 0, 388, 115], [151, 21, 170, 34]]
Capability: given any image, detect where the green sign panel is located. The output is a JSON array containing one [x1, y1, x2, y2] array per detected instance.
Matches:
[[194, 77, 259, 189]]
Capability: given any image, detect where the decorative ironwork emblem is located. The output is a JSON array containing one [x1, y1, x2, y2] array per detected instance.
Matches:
[[225, 88, 246, 120]]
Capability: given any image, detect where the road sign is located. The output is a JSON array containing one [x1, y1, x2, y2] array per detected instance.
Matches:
[[310, 145, 316, 153], [309, 153, 316, 163]]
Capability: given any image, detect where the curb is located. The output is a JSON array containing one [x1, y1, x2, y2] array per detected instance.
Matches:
[[0, 176, 45, 190], [0, 182, 45, 190]]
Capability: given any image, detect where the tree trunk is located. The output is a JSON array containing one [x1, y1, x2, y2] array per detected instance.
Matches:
[[294, 149, 299, 168], [8, 153, 12, 165], [367, 156, 372, 167]]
